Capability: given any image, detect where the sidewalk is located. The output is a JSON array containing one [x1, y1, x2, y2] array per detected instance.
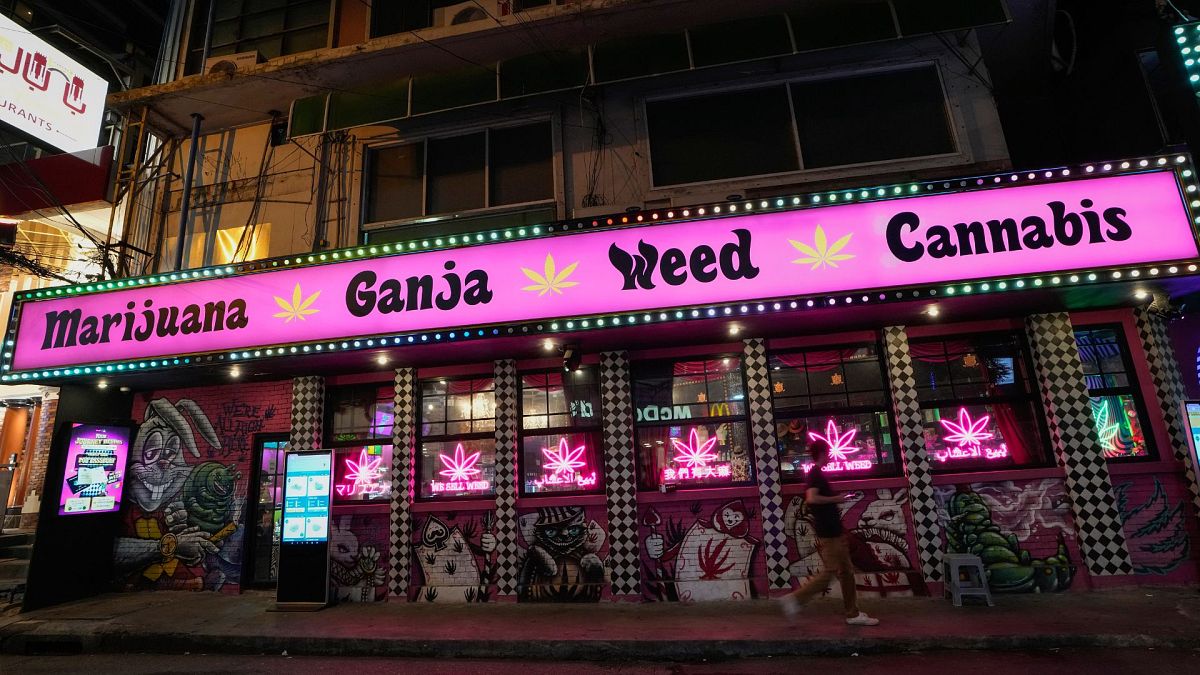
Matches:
[[3, 588, 1200, 660]]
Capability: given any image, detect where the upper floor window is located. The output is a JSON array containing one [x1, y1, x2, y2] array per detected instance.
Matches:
[[418, 377, 497, 499], [632, 356, 753, 490], [769, 345, 899, 480], [645, 65, 954, 187], [520, 369, 602, 496], [185, 0, 330, 75], [910, 334, 1052, 472], [364, 121, 554, 225], [1075, 326, 1154, 460]]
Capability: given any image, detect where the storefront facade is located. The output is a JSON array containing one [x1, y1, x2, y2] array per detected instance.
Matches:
[[12, 156, 1200, 605]]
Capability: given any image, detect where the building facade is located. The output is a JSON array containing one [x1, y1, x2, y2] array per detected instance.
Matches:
[[10, 0, 1200, 608]]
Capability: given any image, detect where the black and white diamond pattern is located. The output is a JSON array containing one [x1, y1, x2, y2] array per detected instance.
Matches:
[[388, 367, 417, 600], [1027, 313, 1134, 576], [492, 359, 521, 597], [601, 351, 640, 597], [882, 326, 943, 582], [742, 338, 789, 590], [1133, 307, 1200, 517], [289, 376, 324, 452]]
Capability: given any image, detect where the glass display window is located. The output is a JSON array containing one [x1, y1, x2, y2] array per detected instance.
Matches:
[[520, 369, 602, 496], [1076, 326, 1154, 460], [418, 377, 497, 499]]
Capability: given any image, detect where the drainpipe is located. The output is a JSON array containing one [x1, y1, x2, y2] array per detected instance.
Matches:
[[173, 0, 215, 271]]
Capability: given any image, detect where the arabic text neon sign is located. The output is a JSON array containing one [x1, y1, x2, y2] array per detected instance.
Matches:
[[429, 443, 491, 494], [661, 428, 732, 482], [932, 408, 1010, 463], [532, 437, 598, 490], [335, 447, 387, 499], [799, 419, 874, 473]]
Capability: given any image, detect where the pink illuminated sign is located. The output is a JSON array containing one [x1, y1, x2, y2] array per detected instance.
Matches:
[[799, 419, 874, 473], [334, 447, 387, 499], [661, 428, 732, 482], [932, 408, 1010, 463], [10, 170, 1198, 373], [533, 437, 597, 489], [429, 444, 490, 494]]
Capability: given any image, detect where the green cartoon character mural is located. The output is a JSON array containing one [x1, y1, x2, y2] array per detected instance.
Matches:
[[183, 461, 242, 537], [943, 487, 1075, 593]]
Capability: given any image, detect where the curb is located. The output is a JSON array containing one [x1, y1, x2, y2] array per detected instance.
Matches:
[[3, 625, 1197, 660]]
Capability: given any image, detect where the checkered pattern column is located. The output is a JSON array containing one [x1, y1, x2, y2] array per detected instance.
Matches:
[[742, 338, 790, 590], [1133, 307, 1200, 516], [882, 326, 944, 582], [388, 368, 417, 599], [1027, 312, 1134, 576], [492, 359, 521, 597], [288, 376, 324, 452], [600, 351, 640, 597]]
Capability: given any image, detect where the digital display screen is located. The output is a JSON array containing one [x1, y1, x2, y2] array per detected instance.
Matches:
[[58, 424, 130, 515], [282, 452, 331, 544], [1186, 402, 1200, 467]]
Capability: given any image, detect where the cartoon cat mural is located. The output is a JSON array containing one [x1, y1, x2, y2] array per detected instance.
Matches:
[[516, 506, 605, 602], [113, 398, 244, 591]]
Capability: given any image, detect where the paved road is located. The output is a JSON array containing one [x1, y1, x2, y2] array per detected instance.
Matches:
[[3, 649, 1199, 674]]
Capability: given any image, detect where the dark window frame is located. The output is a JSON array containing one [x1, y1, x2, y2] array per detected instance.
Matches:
[[517, 367, 604, 497], [184, 0, 332, 76], [1074, 323, 1158, 462], [767, 341, 902, 480], [324, 383, 394, 505], [415, 375, 498, 502], [631, 354, 755, 490]]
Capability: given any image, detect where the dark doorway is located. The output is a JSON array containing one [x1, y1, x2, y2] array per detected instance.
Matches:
[[243, 434, 290, 587]]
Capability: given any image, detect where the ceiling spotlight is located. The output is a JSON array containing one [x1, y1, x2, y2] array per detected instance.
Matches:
[[543, 339, 555, 352], [728, 324, 741, 336], [96, 380, 108, 389], [1134, 289, 1149, 300], [230, 366, 241, 378], [562, 345, 581, 373], [119, 386, 130, 393], [926, 305, 940, 318], [376, 354, 390, 366]]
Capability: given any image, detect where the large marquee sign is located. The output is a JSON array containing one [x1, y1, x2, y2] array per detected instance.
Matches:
[[0, 13, 108, 153], [5, 162, 1200, 378]]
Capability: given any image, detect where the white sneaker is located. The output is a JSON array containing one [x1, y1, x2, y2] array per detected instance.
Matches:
[[845, 612, 880, 626], [779, 595, 800, 622]]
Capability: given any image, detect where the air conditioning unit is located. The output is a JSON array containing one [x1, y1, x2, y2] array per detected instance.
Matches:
[[432, 1, 496, 28], [204, 51, 262, 76]]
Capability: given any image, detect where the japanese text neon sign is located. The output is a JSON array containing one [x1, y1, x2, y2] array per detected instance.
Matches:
[[661, 428, 732, 482], [800, 419, 873, 473], [334, 446, 387, 499], [932, 408, 1009, 462], [533, 437, 597, 489], [429, 443, 490, 494]]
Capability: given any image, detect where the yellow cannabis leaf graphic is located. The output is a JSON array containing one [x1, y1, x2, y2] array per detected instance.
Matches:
[[273, 283, 321, 322], [521, 253, 580, 296], [789, 225, 855, 270]]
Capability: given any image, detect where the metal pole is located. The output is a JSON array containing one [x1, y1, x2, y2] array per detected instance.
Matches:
[[173, 0, 216, 271]]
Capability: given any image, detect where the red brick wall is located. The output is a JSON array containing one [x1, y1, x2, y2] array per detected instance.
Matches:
[[18, 394, 58, 529]]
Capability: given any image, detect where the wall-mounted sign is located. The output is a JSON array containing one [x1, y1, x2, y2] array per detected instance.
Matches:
[[796, 419, 874, 474], [0, 13, 108, 153], [58, 423, 130, 515], [8, 168, 1199, 375], [333, 445, 389, 502], [429, 443, 490, 494], [282, 451, 331, 543], [930, 407, 1010, 464], [532, 437, 598, 490], [1183, 401, 1200, 487], [661, 428, 732, 483]]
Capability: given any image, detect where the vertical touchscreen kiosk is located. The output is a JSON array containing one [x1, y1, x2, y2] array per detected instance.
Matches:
[[276, 450, 332, 609], [1184, 402, 1200, 489]]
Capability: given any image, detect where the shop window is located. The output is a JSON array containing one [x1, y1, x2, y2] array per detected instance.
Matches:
[[418, 377, 497, 499], [632, 357, 753, 489], [1075, 326, 1154, 460], [185, 0, 331, 75], [325, 384, 394, 504], [769, 345, 899, 480], [365, 121, 553, 225], [910, 334, 1052, 472], [645, 65, 953, 187], [520, 369, 602, 495]]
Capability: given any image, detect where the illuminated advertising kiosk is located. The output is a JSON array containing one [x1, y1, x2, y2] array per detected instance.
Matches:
[[10, 155, 1200, 604]]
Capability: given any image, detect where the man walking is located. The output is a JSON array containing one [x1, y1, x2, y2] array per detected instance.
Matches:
[[779, 439, 879, 626]]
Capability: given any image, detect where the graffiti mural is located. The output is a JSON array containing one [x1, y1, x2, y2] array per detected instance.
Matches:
[[114, 398, 245, 591], [1114, 477, 1192, 577], [783, 488, 924, 598], [516, 506, 606, 602], [934, 479, 1077, 593], [330, 514, 388, 602], [214, 399, 277, 461], [413, 511, 497, 602], [642, 499, 760, 601]]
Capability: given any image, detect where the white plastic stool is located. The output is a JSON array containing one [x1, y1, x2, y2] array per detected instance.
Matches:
[[943, 553, 994, 607]]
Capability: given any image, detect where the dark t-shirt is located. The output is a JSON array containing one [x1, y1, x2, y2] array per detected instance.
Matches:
[[806, 466, 843, 538]]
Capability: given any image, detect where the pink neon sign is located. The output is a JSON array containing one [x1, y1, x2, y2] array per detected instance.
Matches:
[[932, 408, 1010, 463], [334, 447, 387, 499], [799, 419, 874, 473], [661, 428, 732, 482], [429, 443, 490, 494], [11, 171, 1198, 372], [532, 437, 598, 490]]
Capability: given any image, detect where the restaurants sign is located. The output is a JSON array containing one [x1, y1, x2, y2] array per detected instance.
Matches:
[[6, 166, 1199, 375]]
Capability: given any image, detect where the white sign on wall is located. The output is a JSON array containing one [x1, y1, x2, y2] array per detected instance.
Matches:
[[0, 13, 108, 153]]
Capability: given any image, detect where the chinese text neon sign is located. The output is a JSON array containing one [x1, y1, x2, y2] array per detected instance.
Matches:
[[661, 428, 732, 482], [335, 446, 387, 499], [799, 419, 873, 473], [933, 408, 1009, 462], [430, 443, 491, 494], [533, 437, 597, 489]]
